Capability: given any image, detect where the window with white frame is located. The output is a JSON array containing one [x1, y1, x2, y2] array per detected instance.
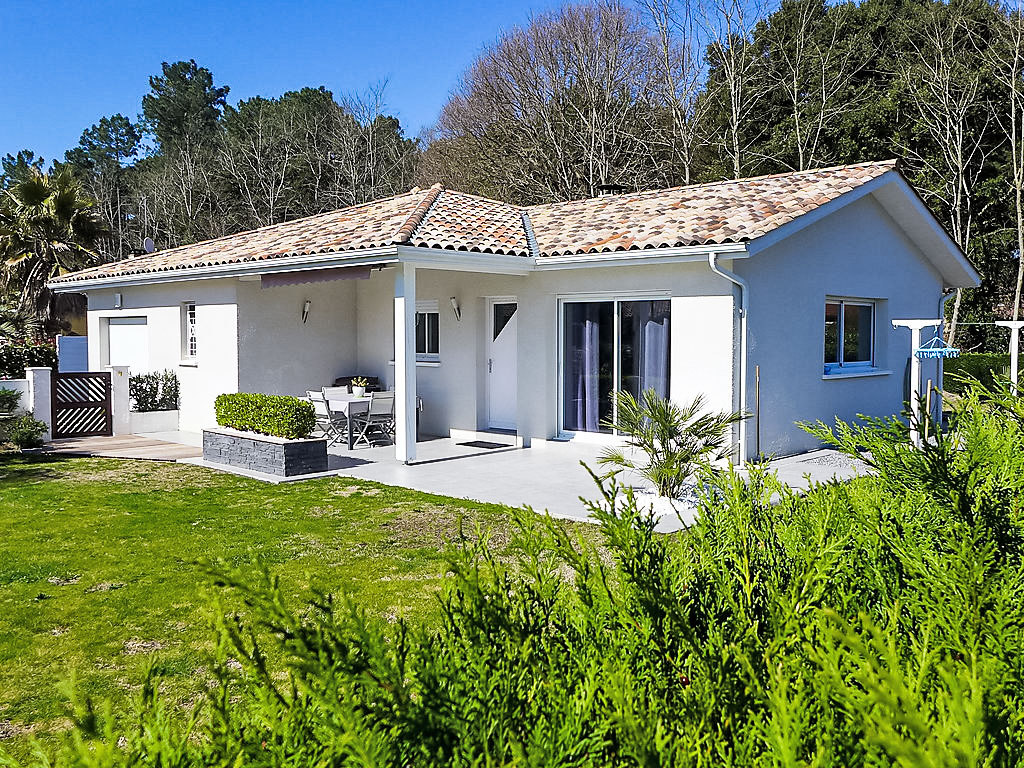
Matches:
[[824, 298, 874, 373], [415, 300, 439, 360], [182, 302, 197, 360]]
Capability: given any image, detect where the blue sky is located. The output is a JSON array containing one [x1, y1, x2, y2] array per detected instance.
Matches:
[[1, 0, 562, 163]]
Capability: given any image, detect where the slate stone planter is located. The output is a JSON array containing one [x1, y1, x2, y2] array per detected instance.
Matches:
[[203, 427, 328, 477]]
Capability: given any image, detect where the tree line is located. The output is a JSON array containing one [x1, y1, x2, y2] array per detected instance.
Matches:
[[2, 0, 1023, 349]]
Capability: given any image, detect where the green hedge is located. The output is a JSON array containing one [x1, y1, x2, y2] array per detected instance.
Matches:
[[214, 393, 316, 439], [0, 342, 57, 379], [943, 353, 1011, 393], [130, 370, 180, 412]]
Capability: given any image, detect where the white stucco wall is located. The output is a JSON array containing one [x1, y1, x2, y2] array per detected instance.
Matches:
[[235, 278, 358, 397], [737, 193, 945, 457], [86, 280, 239, 432], [353, 261, 735, 441]]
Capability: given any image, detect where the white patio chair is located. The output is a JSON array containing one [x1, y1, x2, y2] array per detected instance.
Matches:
[[306, 390, 346, 445], [351, 391, 396, 447], [322, 386, 350, 400]]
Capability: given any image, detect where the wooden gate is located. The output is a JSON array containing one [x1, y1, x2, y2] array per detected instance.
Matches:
[[51, 372, 112, 438]]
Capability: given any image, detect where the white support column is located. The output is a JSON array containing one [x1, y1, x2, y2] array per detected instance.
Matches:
[[995, 321, 1024, 393], [394, 262, 417, 463], [106, 365, 131, 435], [892, 319, 942, 448], [25, 367, 52, 442]]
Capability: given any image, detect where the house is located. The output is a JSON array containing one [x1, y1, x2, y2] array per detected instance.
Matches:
[[49, 160, 979, 463]]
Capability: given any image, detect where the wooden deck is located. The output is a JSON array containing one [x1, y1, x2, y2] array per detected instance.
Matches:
[[44, 434, 203, 462]]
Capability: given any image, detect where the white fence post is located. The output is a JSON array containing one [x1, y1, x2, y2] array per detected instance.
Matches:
[[107, 365, 131, 435], [25, 367, 52, 442]]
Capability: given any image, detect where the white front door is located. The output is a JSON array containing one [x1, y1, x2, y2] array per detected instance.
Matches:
[[107, 316, 149, 374], [487, 300, 518, 430]]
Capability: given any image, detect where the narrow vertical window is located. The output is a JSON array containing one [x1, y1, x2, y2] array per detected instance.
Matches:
[[414, 300, 440, 360], [182, 302, 197, 360]]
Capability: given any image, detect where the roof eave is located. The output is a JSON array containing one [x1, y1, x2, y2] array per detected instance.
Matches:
[[533, 242, 749, 269], [48, 246, 401, 292]]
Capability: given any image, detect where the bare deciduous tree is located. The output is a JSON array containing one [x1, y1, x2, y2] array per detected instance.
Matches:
[[700, 0, 774, 178], [894, 3, 994, 344], [993, 2, 1024, 322]]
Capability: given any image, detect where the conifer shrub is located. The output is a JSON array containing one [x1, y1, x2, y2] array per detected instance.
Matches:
[[16, 381, 1024, 766]]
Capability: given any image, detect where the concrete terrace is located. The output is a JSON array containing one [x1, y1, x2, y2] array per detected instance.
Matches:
[[42, 432, 868, 533]]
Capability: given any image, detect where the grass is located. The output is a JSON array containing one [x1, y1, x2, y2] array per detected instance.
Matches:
[[0, 453, 596, 756]]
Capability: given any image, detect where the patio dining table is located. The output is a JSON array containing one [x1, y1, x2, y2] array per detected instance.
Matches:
[[327, 394, 371, 450]]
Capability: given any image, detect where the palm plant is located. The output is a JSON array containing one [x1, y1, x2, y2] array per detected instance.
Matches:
[[599, 389, 746, 497], [0, 167, 105, 331], [0, 303, 42, 342]]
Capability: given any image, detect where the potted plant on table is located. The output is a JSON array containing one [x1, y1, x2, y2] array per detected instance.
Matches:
[[351, 376, 369, 398]]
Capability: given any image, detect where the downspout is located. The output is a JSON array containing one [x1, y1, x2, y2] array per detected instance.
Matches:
[[708, 252, 749, 466]]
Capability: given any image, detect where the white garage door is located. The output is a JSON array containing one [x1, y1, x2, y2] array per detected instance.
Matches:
[[107, 317, 149, 373]]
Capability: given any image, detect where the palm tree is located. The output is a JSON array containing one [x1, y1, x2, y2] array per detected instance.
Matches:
[[0, 167, 106, 332], [599, 390, 747, 498], [0, 303, 42, 343]]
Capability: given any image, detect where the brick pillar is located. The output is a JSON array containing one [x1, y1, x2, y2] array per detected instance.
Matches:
[[25, 367, 52, 442]]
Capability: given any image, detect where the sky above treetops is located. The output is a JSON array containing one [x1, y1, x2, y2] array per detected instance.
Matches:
[[0, 0, 563, 163]]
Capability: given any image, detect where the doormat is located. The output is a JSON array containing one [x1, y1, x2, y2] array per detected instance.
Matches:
[[457, 440, 508, 450]]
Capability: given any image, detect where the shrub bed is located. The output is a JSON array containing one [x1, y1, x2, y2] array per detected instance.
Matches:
[[944, 352, 1011, 393], [214, 393, 315, 439]]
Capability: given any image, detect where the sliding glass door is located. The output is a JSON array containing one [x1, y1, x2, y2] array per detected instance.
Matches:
[[561, 298, 671, 434]]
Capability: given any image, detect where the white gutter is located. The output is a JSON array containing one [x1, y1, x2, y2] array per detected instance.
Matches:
[[708, 252, 749, 466], [536, 242, 748, 269]]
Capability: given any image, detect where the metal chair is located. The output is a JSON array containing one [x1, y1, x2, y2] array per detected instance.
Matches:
[[306, 390, 345, 445], [351, 391, 395, 447]]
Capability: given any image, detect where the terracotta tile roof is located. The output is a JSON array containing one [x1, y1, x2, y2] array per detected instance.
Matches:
[[51, 188, 435, 284], [52, 160, 897, 284], [527, 160, 897, 256], [408, 190, 530, 256]]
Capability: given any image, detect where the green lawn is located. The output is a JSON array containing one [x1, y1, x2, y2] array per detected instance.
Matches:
[[0, 453, 588, 755]]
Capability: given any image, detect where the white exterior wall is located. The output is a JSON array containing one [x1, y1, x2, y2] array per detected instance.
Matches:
[[235, 278, 358, 396], [86, 280, 239, 432], [737, 194, 944, 457], [354, 261, 734, 440]]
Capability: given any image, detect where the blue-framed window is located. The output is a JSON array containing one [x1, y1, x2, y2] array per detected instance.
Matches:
[[824, 299, 874, 374]]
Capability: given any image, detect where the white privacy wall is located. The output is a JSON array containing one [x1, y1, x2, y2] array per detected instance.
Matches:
[[737, 193, 945, 458], [353, 260, 736, 441], [235, 278, 358, 397], [86, 279, 239, 432]]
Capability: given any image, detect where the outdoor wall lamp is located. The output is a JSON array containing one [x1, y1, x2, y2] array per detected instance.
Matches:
[[450, 297, 462, 321], [302, 300, 312, 324]]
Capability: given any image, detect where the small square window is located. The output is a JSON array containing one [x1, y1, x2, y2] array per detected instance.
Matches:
[[824, 299, 874, 373]]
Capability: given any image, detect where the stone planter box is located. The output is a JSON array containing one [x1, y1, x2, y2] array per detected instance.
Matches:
[[129, 409, 179, 434], [202, 427, 328, 477]]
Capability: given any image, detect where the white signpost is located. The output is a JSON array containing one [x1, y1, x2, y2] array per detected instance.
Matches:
[[892, 319, 944, 447], [994, 320, 1024, 394]]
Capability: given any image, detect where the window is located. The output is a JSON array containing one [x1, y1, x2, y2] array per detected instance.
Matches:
[[182, 302, 197, 360], [562, 298, 671, 433], [824, 299, 873, 373], [415, 300, 439, 359]]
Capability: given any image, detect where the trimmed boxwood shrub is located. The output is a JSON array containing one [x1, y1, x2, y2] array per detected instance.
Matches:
[[214, 393, 316, 439], [944, 353, 1011, 393]]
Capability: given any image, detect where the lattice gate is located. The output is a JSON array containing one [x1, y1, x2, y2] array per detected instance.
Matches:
[[51, 372, 112, 438]]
